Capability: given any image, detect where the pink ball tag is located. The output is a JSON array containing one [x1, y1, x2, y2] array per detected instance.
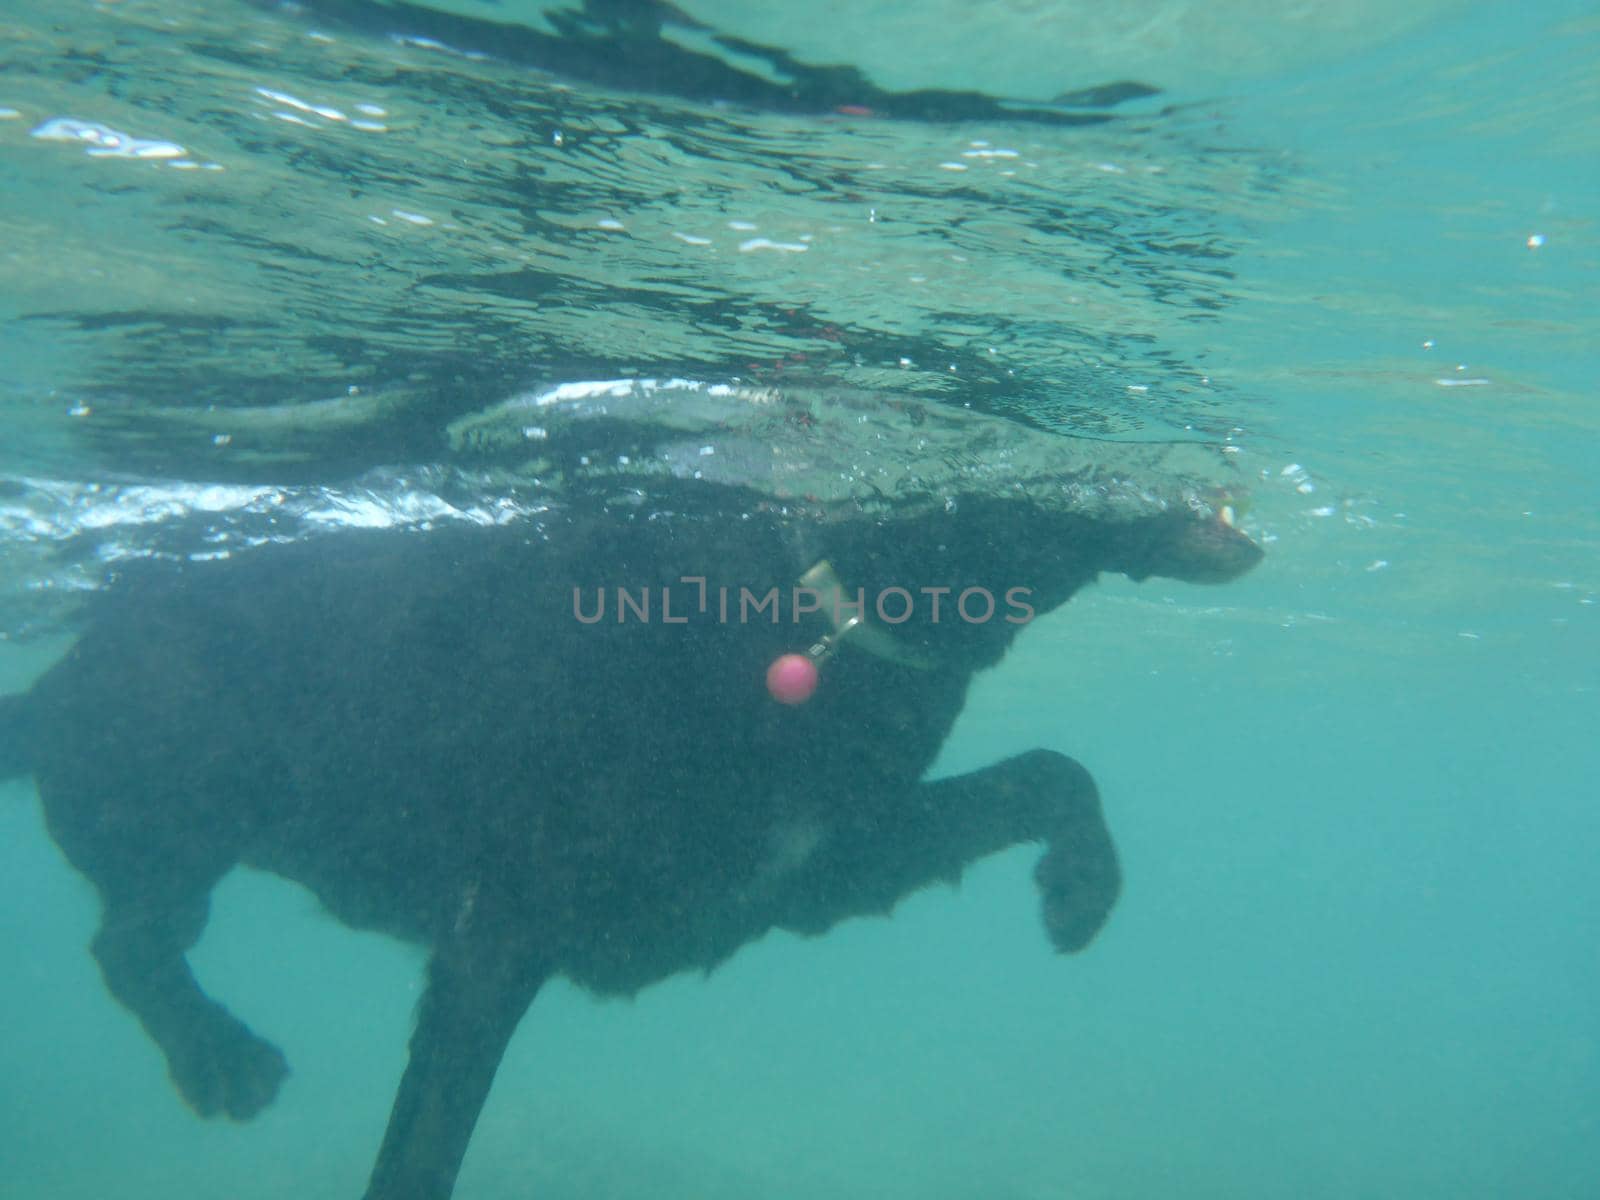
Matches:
[[765, 653, 819, 704]]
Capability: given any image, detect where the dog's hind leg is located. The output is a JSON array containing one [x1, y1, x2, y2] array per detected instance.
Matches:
[[91, 885, 290, 1119], [41, 792, 289, 1120]]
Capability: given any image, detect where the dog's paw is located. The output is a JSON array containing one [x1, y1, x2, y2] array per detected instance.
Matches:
[[166, 1006, 289, 1120], [1034, 834, 1120, 954]]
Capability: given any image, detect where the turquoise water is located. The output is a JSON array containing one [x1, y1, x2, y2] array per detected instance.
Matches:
[[2, 2, 1597, 1198]]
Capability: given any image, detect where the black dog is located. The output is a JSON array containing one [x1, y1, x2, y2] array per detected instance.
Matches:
[[1, 479, 1260, 1199]]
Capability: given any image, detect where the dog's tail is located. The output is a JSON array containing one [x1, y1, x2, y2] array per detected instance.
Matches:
[[0, 692, 31, 781]]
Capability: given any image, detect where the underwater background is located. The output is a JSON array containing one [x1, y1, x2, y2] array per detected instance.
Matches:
[[1, 1, 1596, 1197]]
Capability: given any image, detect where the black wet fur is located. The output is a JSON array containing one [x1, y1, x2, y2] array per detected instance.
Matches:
[[1, 493, 1260, 1199]]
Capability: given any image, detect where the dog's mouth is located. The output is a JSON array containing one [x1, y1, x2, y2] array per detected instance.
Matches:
[[1118, 500, 1264, 586]]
